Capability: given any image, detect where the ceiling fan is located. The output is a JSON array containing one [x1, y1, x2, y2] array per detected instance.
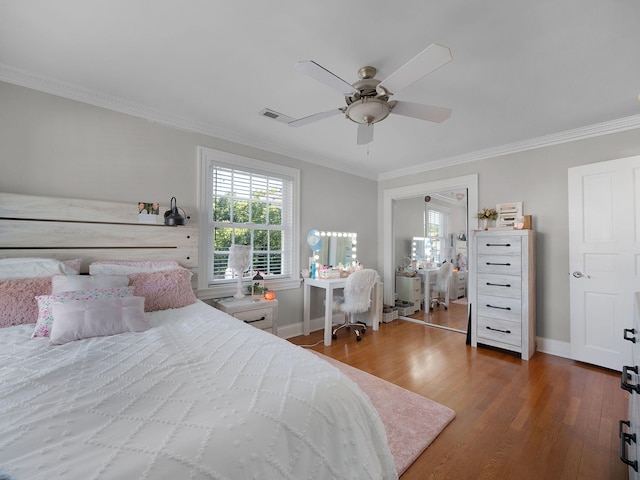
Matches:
[[288, 43, 453, 145]]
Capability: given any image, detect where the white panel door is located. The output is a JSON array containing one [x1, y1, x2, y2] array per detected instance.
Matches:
[[568, 154, 640, 371]]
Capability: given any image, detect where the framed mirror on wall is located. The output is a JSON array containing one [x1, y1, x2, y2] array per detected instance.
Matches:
[[315, 231, 357, 267], [383, 174, 478, 334]]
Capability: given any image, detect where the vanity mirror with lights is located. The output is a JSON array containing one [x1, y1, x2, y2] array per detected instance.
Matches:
[[314, 231, 357, 267], [411, 236, 436, 268]]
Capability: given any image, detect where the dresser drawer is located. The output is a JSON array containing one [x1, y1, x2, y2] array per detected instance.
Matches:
[[477, 236, 522, 256], [396, 275, 421, 303], [477, 316, 521, 347], [477, 255, 522, 275], [478, 295, 521, 322], [477, 273, 522, 299], [233, 307, 273, 330], [471, 230, 535, 361]]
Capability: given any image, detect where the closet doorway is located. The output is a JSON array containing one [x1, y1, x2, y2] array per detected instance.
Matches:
[[382, 175, 479, 332]]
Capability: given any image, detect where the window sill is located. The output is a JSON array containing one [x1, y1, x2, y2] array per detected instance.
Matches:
[[197, 277, 302, 300]]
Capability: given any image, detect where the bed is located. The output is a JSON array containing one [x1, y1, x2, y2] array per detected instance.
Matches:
[[0, 193, 397, 480]]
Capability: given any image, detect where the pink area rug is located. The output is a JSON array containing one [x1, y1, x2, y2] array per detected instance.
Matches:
[[312, 352, 456, 476]]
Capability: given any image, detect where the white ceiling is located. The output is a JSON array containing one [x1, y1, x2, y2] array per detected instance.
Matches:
[[1, 0, 639, 180]]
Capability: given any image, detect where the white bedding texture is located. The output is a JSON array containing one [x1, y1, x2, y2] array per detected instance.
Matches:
[[0, 300, 397, 480]]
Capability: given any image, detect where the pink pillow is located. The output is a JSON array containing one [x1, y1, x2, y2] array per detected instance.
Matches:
[[49, 296, 150, 345], [0, 277, 52, 327], [32, 286, 135, 338], [128, 268, 197, 312]]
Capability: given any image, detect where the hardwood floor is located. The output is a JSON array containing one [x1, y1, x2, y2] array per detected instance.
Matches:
[[406, 300, 469, 332], [288, 311, 629, 480]]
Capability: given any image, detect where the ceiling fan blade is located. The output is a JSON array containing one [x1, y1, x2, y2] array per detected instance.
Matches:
[[378, 43, 452, 95], [357, 123, 374, 145], [294, 60, 356, 96], [288, 108, 343, 127], [391, 101, 452, 123]]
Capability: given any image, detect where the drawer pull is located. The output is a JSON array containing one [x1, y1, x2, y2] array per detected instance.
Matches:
[[624, 328, 637, 343], [486, 262, 511, 266], [486, 304, 511, 310], [621, 365, 640, 394], [485, 243, 511, 247], [486, 282, 511, 288], [244, 316, 266, 324], [619, 420, 639, 471], [486, 326, 511, 334]]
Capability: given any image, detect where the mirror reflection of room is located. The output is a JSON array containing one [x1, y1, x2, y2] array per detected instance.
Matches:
[[393, 191, 468, 332], [308, 231, 358, 279]]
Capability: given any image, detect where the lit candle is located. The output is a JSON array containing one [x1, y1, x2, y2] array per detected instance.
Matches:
[[264, 291, 276, 301]]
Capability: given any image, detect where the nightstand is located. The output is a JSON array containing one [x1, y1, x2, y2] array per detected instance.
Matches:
[[213, 297, 278, 335]]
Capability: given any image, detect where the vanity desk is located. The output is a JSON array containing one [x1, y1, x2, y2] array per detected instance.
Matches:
[[303, 276, 382, 346]]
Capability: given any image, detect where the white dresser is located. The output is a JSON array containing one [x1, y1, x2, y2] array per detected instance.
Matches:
[[471, 230, 536, 360], [450, 270, 467, 299], [621, 293, 640, 477], [213, 297, 278, 335], [395, 275, 422, 313]]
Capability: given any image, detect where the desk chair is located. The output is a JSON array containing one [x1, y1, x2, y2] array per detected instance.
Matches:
[[331, 269, 378, 341], [430, 262, 453, 310]]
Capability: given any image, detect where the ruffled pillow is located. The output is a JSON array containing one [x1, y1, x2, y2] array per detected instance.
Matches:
[[32, 286, 135, 338], [49, 296, 150, 345]]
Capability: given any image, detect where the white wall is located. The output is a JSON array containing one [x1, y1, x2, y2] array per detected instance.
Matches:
[[0, 81, 379, 329], [379, 128, 640, 344], [6, 79, 640, 345]]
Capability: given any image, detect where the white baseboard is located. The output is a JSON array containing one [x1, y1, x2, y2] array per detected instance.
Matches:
[[279, 319, 574, 362], [535, 336, 572, 359], [277, 315, 341, 339]]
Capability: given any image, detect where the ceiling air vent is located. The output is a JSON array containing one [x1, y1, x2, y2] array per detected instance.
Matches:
[[259, 108, 295, 124]]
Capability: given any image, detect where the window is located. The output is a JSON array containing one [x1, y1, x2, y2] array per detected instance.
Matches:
[[198, 148, 300, 294], [425, 207, 448, 262]]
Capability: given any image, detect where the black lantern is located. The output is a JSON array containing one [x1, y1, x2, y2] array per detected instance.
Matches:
[[164, 197, 186, 226], [251, 271, 265, 299]]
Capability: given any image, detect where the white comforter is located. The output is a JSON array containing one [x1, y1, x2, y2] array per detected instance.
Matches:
[[0, 301, 396, 480]]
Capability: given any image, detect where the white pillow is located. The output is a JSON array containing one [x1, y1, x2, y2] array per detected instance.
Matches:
[[49, 296, 150, 345], [52, 275, 130, 294], [0, 257, 79, 280], [89, 261, 181, 276]]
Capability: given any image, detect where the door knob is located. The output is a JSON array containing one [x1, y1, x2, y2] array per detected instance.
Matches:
[[572, 271, 591, 278]]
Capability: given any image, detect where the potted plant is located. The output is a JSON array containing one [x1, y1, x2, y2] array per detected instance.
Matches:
[[477, 208, 498, 230]]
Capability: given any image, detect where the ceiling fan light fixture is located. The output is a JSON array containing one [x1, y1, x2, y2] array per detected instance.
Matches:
[[345, 97, 390, 125]]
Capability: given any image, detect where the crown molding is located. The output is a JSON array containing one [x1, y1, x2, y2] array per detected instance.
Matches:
[[378, 113, 640, 181], [3, 63, 638, 184], [0, 63, 382, 181]]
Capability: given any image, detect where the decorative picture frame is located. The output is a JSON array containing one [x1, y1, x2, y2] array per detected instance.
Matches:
[[495, 202, 523, 228], [137, 201, 160, 224]]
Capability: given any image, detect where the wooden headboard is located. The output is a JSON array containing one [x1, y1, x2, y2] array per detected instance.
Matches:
[[0, 193, 198, 273]]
